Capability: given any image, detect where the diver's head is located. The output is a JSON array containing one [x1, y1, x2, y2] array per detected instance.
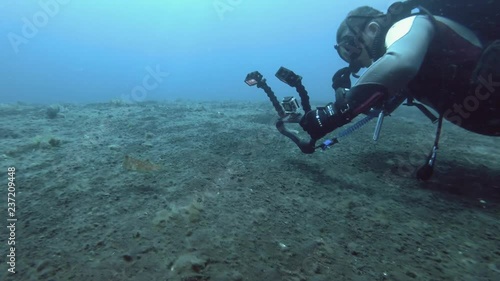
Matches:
[[335, 6, 385, 69]]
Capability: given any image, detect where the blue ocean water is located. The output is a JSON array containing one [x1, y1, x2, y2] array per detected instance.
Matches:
[[1, 1, 500, 280], [0, 0, 394, 104]]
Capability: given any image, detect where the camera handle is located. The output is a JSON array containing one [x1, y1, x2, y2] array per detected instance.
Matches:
[[276, 116, 317, 154], [256, 79, 286, 118], [275, 67, 312, 112], [257, 79, 317, 153], [244, 70, 317, 153]]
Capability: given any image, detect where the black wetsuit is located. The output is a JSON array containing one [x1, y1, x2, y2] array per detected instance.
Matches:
[[345, 15, 500, 136]]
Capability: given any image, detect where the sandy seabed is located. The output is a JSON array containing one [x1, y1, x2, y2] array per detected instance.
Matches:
[[0, 100, 499, 281]]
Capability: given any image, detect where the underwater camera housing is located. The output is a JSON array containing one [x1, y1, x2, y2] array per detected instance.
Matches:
[[281, 96, 300, 114]]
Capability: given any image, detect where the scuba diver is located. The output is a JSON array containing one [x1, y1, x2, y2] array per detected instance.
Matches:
[[301, 1, 500, 139], [245, 0, 500, 180]]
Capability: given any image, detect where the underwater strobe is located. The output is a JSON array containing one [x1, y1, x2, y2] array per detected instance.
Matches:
[[244, 67, 317, 153]]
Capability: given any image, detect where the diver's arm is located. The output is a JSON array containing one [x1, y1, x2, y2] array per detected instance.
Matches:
[[354, 15, 435, 96], [300, 16, 435, 141], [327, 16, 436, 127]]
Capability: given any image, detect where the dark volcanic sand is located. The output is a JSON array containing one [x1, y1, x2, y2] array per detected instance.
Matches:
[[1, 100, 499, 281]]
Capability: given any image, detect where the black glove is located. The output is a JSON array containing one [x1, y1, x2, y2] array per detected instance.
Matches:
[[332, 67, 352, 91], [299, 102, 351, 140]]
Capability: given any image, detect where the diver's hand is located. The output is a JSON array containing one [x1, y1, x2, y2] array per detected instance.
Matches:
[[299, 103, 350, 140], [332, 67, 352, 90]]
